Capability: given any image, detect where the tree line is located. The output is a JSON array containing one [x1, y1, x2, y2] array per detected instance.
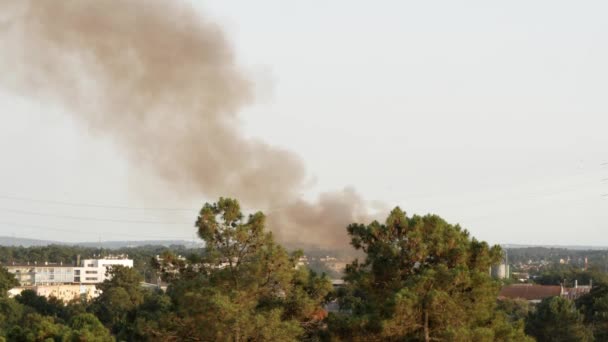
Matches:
[[0, 198, 607, 341], [507, 247, 608, 271]]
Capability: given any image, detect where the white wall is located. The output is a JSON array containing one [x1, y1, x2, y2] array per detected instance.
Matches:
[[77, 258, 133, 283]]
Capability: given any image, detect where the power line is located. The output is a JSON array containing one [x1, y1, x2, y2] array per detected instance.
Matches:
[[0, 194, 298, 217], [0, 207, 193, 225], [0, 195, 196, 212], [0, 221, 191, 240], [0, 194, 282, 214]]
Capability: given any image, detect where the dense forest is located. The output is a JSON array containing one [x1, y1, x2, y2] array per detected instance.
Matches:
[[1, 198, 607, 341]]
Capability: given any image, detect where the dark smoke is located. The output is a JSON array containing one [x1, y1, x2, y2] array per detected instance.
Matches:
[[0, 0, 375, 251]]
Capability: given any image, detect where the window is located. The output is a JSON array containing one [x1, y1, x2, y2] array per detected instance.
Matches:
[[85, 277, 98, 281], [87, 263, 95, 267], [75, 270, 80, 275], [85, 270, 98, 274], [74, 277, 80, 282]]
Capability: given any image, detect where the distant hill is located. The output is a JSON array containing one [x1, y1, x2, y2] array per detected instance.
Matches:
[[0, 236, 605, 251], [502, 244, 608, 250], [76, 240, 203, 249], [0, 236, 59, 247], [0, 236, 202, 249]]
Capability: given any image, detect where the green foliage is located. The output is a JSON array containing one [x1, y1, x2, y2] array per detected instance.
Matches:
[[16, 290, 67, 319], [64, 313, 114, 342], [577, 283, 608, 340], [123, 289, 173, 340], [6, 313, 69, 341], [488, 311, 532, 342], [4, 198, 604, 341], [330, 208, 530, 341], [526, 296, 593, 342], [91, 266, 144, 336], [0, 297, 24, 333], [98, 265, 144, 299], [534, 265, 607, 287], [155, 198, 331, 341], [497, 298, 531, 324], [0, 267, 18, 298]]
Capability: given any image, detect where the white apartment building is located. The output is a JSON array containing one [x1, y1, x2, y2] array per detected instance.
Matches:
[[75, 257, 133, 284], [3, 256, 133, 286]]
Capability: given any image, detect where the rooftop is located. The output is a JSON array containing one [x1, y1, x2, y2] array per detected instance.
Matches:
[[499, 284, 562, 301], [2, 262, 76, 268]]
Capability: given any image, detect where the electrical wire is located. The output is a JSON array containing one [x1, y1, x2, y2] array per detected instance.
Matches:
[[0, 207, 193, 225], [0, 221, 193, 240], [0, 194, 280, 213], [0, 195, 195, 211]]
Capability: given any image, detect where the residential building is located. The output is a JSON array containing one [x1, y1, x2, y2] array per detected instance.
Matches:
[[35, 284, 100, 302], [4, 262, 77, 286], [2, 255, 133, 286], [76, 257, 133, 284]]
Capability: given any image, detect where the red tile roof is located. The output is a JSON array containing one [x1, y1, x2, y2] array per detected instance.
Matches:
[[499, 284, 562, 301]]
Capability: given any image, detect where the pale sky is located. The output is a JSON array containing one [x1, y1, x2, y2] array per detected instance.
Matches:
[[1, 0, 607, 245]]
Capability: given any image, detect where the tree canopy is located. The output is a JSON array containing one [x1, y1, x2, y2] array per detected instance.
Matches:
[[154, 198, 332, 341], [526, 296, 593, 342], [4, 198, 607, 341], [577, 283, 608, 341], [0, 268, 18, 298], [329, 207, 530, 341]]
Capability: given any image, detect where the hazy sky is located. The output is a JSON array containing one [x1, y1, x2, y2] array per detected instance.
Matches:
[[1, 1, 607, 245]]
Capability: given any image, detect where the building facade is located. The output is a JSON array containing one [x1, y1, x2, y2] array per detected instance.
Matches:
[[76, 258, 133, 284], [3, 256, 133, 286]]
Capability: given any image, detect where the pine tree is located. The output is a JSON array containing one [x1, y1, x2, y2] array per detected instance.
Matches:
[[330, 208, 532, 341]]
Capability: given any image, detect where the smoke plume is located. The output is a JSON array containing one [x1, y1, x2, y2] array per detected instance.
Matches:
[[0, 0, 374, 251]]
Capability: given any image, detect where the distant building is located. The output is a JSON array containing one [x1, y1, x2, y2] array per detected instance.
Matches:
[[490, 250, 510, 279], [331, 279, 345, 288], [511, 272, 530, 283], [499, 284, 563, 303], [296, 256, 309, 269], [562, 279, 592, 300], [34, 284, 100, 302], [499, 283, 592, 303], [3, 255, 133, 287], [76, 257, 133, 284], [490, 263, 510, 279], [320, 256, 348, 274]]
